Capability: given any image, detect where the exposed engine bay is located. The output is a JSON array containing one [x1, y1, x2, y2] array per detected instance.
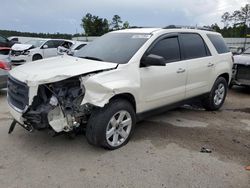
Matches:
[[22, 77, 93, 134]]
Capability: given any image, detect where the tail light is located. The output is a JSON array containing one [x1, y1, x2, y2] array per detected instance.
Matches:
[[0, 60, 11, 71]]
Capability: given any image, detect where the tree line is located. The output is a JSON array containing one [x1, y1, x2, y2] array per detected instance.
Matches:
[[81, 13, 130, 36], [0, 29, 75, 39], [211, 4, 250, 37]]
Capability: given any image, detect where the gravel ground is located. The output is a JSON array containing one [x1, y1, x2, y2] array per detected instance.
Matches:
[[0, 87, 249, 188]]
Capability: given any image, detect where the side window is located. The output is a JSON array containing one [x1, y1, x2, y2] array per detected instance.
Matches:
[[75, 44, 86, 50], [54, 40, 65, 48], [180, 33, 209, 59], [149, 37, 181, 63], [0, 36, 8, 43], [10, 38, 18, 42], [44, 40, 56, 48], [207, 34, 229, 54]]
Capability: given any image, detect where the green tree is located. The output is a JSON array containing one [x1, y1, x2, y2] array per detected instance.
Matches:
[[81, 13, 109, 36], [221, 12, 231, 28], [111, 15, 123, 30], [122, 21, 130, 29]]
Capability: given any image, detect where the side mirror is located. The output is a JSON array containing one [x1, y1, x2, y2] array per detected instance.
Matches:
[[42, 44, 48, 49], [141, 54, 166, 67]]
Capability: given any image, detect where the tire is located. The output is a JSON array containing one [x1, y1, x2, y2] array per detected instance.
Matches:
[[202, 77, 228, 111], [32, 54, 42, 61], [86, 99, 136, 150]]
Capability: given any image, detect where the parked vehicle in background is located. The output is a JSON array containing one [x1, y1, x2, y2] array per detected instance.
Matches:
[[231, 47, 250, 87], [7, 27, 232, 149], [0, 47, 11, 89], [0, 35, 16, 47], [228, 46, 244, 55], [10, 39, 73, 64], [8, 36, 45, 44], [57, 41, 89, 56]]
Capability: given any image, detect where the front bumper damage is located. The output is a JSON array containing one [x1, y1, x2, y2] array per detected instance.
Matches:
[[7, 72, 115, 135]]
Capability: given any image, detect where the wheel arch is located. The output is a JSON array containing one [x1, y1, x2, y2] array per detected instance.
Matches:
[[218, 73, 230, 85], [32, 53, 43, 60], [109, 93, 137, 113]]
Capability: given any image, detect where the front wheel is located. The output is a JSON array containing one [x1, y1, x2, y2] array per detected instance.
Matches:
[[202, 77, 228, 111], [86, 99, 136, 150], [32, 54, 42, 61]]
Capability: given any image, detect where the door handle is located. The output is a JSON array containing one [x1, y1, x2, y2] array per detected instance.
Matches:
[[176, 68, 186, 73], [207, 63, 214, 67]]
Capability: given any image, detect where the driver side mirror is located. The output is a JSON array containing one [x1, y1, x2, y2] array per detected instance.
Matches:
[[42, 44, 48, 49], [141, 54, 166, 67]]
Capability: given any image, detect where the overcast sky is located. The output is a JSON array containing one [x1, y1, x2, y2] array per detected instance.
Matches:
[[1, 0, 249, 34]]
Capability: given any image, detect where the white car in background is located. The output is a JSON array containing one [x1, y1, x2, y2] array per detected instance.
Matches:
[[57, 41, 89, 56], [10, 39, 73, 64]]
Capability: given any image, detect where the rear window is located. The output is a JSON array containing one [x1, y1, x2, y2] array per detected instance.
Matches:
[[207, 34, 229, 54], [180, 33, 210, 60]]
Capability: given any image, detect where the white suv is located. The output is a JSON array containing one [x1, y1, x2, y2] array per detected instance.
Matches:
[[10, 39, 73, 64], [7, 27, 233, 149]]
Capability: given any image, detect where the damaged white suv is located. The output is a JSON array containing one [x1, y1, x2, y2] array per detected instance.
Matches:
[[7, 27, 233, 149]]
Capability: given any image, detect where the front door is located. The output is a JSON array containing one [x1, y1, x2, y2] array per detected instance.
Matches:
[[139, 35, 187, 112]]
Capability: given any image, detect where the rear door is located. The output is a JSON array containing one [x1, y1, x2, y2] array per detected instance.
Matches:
[[179, 33, 214, 98], [139, 34, 187, 111]]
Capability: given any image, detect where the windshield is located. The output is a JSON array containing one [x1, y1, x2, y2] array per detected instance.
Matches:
[[243, 48, 250, 54], [75, 32, 151, 64], [25, 40, 46, 48]]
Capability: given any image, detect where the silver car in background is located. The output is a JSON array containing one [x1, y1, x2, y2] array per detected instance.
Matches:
[[231, 47, 250, 87]]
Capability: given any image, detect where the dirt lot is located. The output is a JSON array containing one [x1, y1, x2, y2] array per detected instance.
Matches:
[[0, 87, 249, 188]]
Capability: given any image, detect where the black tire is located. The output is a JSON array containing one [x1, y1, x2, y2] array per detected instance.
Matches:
[[32, 54, 42, 61], [202, 77, 228, 111], [86, 99, 136, 150]]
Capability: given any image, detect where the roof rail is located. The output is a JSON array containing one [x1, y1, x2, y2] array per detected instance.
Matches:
[[163, 25, 214, 31]]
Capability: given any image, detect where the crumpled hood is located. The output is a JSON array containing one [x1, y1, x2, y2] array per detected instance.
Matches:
[[234, 55, 250, 65], [11, 43, 33, 51], [9, 55, 117, 86]]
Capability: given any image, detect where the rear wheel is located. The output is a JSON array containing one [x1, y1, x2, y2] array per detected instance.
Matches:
[[32, 54, 42, 61], [203, 77, 228, 111], [86, 99, 136, 150]]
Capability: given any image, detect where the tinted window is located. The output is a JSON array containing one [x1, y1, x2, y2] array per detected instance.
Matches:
[[0, 36, 8, 43], [10, 38, 18, 42], [207, 34, 229, 54], [180, 33, 208, 59], [149, 37, 180, 62], [54, 40, 65, 48], [75, 44, 86, 50], [75, 33, 151, 64], [44, 40, 57, 48]]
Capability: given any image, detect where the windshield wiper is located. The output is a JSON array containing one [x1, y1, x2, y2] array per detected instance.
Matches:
[[80, 56, 103, 61]]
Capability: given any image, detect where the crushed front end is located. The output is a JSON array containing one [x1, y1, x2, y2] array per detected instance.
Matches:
[[7, 76, 93, 134]]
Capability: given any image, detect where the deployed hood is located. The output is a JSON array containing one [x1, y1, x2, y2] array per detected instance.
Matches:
[[9, 55, 117, 86], [11, 43, 34, 51], [234, 55, 250, 65]]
